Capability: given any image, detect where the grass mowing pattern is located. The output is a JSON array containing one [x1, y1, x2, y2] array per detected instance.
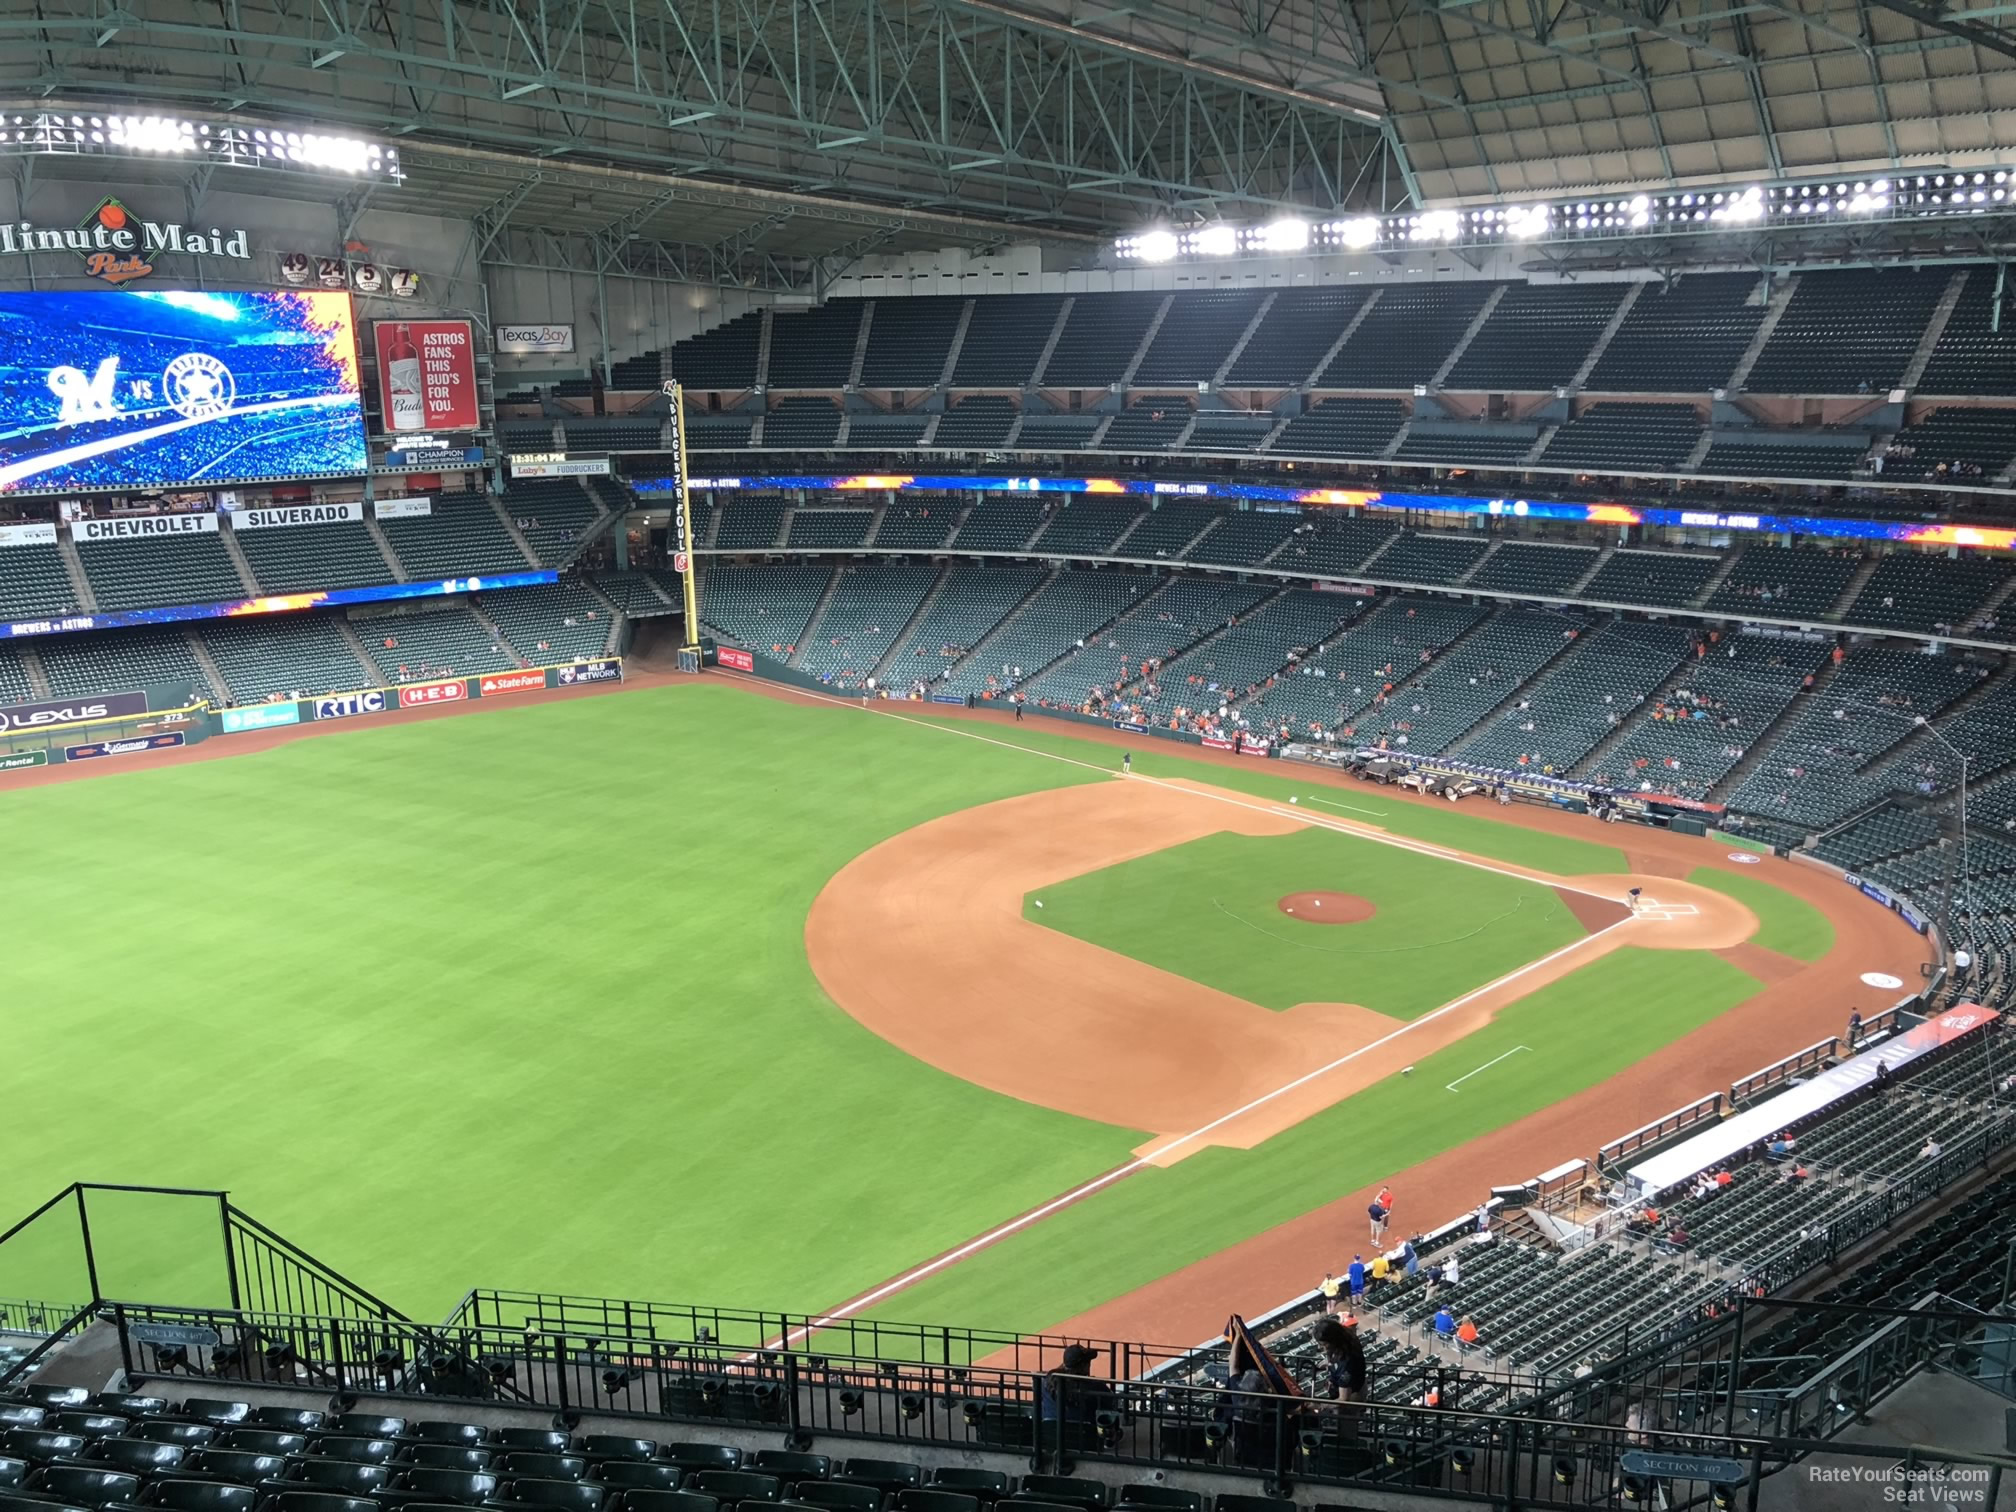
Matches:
[[1026, 829, 1589, 1016], [1687, 867, 1836, 962], [857, 946, 1761, 1338]]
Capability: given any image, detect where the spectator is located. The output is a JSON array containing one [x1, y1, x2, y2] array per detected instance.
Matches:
[[1369, 1251, 1391, 1286], [1920, 1136, 1942, 1160], [1320, 1272, 1342, 1313], [1432, 1251, 1461, 1290], [1401, 1238, 1420, 1280], [1036, 1343, 1104, 1424], [1367, 1197, 1388, 1243], [1347, 1254, 1367, 1304], [1455, 1316, 1480, 1349], [1666, 1223, 1693, 1250], [1713, 1168, 1734, 1191], [1433, 1306, 1457, 1340], [1766, 1133, 1796, 1161], [1874, 1062, 1893, 1097], [1313, 1317, 1367, 1403], [1786, 1163, 1809, 1183]]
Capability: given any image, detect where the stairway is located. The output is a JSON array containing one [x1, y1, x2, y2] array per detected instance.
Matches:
[[1570, 658, 1704, 781], [1455, 540, 1505, 588], [938, 300, 975, 388], [1117, 295, 1174, 388], [1566, 283, 1646, 390], [1564, 542, 1617, 597], [1707, 655, 1848, 800], [1826, 554, 1885, 620], [180, 627, 233, 703], [1086, 414, 1117, 451], [1521, 424, 1559, 466], [217, 524, 261, 595], [55, 534, 96, 614], [467, 599, 531, 664], [333, 618, 391, 686], [754, 308, 775, 391], [1447, 620, 1607, 756], [1169, 414, 1199, 452], [1899, 270, 1970, 392], [1681, 429, 1716, 471], [846, 302, 875, 389], [788, 566, 850, 669], [1430, 285, 1507, 389], [18, 644, 51, 698], [363, 511, 408, 583], [1214, 293, 1277, 386], [1028, 297, 1076, 388], [1303, 289, 1383, 389], [1727, 275, 1799, 390], [867, 565, 954, 686], [1355, 531, 1404, 578], [942, 567, 1060, 685], [1689, 545, 1747, 607], [919, 413, 943, 447], [484, 492, 544, 569]]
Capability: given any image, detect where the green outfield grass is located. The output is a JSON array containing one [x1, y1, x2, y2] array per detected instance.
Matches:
[[0, 681, 1758, 1340], [854, 945, 1761, 1338], [1026, 828, 1591, 1016], [1687, 866, 1836, 962]]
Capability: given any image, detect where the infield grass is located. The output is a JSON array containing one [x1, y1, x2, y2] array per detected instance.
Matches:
[[1687, 866, 1836, 962], [1026, 828, 1590, 1016]]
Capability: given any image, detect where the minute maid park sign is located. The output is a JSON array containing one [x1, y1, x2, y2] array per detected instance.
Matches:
[[0, 196, 250, 285]]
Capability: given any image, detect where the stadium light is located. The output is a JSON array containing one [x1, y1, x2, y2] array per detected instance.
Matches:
[[0, 109, 402, 184], [1505, 204, 1550, 239], [1129, 230, 1178, 262], [1191, 223, 1238, 256], [1254, 217, 1310, 252], [1337, 215, 1380, 249]]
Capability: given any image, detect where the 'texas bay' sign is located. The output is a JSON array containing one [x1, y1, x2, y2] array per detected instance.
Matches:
[[0, 197, 251, 285]]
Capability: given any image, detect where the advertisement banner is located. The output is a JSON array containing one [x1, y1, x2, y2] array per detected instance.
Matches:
[[220, 702, 301, 733], [0, 522, 57, 547], [495, 324, 576, 355], [373, 496, 432, 520], [74, 514, 218, 542], [398, 678, 465, 708], [479, 668, 546, 697], [930, 692, 964, 704], [1238, 738, 1270, 757], [556, 660, 622, 685], [374, 319, 479, 434], [66, 732, 185, 760], [718, 646, 756, 673], [232, 503, 363, 531], [1113, 720, 1148, 734], [1201, 736, 1235, 751], [1898, 902, 1928, 934], [0, 689, 147, 731], [313, 690, 388, 720], [384, 445, 483, 470], [507, 454, 611, 479], [0, 749, 48, 771]]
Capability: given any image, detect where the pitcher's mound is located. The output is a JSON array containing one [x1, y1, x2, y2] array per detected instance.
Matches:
[[1279, 891, 1376, 924]]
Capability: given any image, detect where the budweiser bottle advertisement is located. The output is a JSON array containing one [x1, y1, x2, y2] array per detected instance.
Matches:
[[384, 323, 425, 432]]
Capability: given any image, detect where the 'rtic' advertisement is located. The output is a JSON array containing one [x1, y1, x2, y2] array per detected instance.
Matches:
[[314, 690, 388, 720], [397, 678, 466, 708]]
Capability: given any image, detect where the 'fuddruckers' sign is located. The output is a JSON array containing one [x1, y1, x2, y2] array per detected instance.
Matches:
[[0, 196, 251, 285]]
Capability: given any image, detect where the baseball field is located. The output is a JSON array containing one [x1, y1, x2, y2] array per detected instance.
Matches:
[[0, 673, 1929, 1348]]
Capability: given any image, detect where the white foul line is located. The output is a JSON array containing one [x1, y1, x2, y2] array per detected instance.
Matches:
[[712, 672, 1631, 1338], [1446, 1045, 1532, 1092], [1303, 793, 1389, 818]]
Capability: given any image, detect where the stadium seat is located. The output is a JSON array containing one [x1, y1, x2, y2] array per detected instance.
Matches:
[[86, 1401, 166, 1422], [30, 1466, 143, 1507], [308, 1439, 398, 1465], [324, 1417, 404, 1442], [686, 1471, 778, 1502], [1213, 1497, 1293, 1512], [926, 1472, 1007, 1502], [499, 1480, 603, 1512], [786, 1485, 878, 1511], [747, 1454, 828, 1483], [262, 1494, 380, 1512], [84, 1441, 182, 1476], [577, 1441, 657, 1467], [587, 1466, 676, 1493], [408, 1426, 486, 1449], [281, 1460, 390, 1494], [0, 1462, 20, 1490], [0, 1411, 43, 1433], [1, 1431, 87, 1465], [0, 1493, 88, 1512], [49, 1417, 131, 1444], [183, 1451, 286, 1485], [390, 1468, 501, 1504], [495, 1456, 586, 1483], [655, 1448, 739, 1473], [174, 1404, 250, 1429], [835, 1465, 921, 1496], [1013, 1478, 1107, 1509], [217, 1432, 307, 1458], [401, 1449, 494, 1474], [613, 1492, 717, 1512], [893, 1494, 975, 1512], [130, 1425, 212, 1449], [1115, 1490, 1201, 1512], [141, 1479, 256, 1512]]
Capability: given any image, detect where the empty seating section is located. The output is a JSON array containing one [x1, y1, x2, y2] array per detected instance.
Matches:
[[1014, 413, 1101, 450], [845, 413, 931, 449], [1100, 403, 1190, 451], [933, 397, 1018, 449], [606, 351, 660, 389], [202, 617, 371, 701], [79, 532, 243, 612], [1121, 502, 1218, 560], [858, 297, 965, 388], [686, 414, 754, 450], [787, 510, 877, 549], [1586, 273, 1764, 391], [1746, 269, 1948, 393], [872, 499, 962, 550], [763, 398, 843, 448], [1040, 293, 1164, 387], [1699, 435, 1864, 480], [502, 481, 602, 566], [362, 610, 518, 680], [1467, 542, 1598, 597], [1538, 403, 1702, 472], [1369, 532, 1488, 586], [1919, 269, 2016, 395], [1224, 288, 1371, 386], [1580, 549, 1720, 607], [698, 564, 834, 664], [381, 496, 530, 579], [39, 627, 208, 699], [1185, 412, 1276, 453], [1391, 427, 1537, 467], [0, 540, 82, 618], [1727, 647, 1985, 826], [591, 572, 673, 617], [563, 415, 662, 451], [881, 565, 1044, 689], [1275, 516, 1398, 577], [1271, 399, 1405, 459], [1584, 636, 1823, 797], [1360, 609, 1579, 751], [1813, 805, 1943, 871], [1140, 589, 1359, 721], [499, 418, 558, 451], [713, 497, 790, 551], [1703, 547, 1861, 619], [941, 570, 1153, 696], [1132, 291, 1263, 384], [1875, 407, 2016, 482], [1656, 1165, 1853, 1269], [0, 644, 32, 704], [1464, 620, 1693, 773], [235, 521, 392, 594], [479, 583, 614, 663], [765, 302, 866, 388], [662, 310, 763, 389], [1028, 578, 1269, 707], [952, 295, 1066, 385], [1028, 503, 1144, 557], [1445, 284, 1625, 391], [1247, 597, 1486, 739], [794, 565, 940, 688], [1188, 511, 1296, 568], [950, 500, 1044, 552], [1319, 284, 1498, 388], [1844, 552, 2012, 633]]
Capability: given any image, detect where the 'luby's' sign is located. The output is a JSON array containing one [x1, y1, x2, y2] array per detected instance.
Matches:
[[0, 197, 251, 285]]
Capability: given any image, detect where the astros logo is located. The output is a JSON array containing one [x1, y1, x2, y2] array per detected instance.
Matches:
[[80, 197, 155, 285]]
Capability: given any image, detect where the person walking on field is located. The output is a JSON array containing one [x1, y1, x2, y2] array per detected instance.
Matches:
[[1367, 1197, 1389, 1244], [1122, 751, 1132, 774]]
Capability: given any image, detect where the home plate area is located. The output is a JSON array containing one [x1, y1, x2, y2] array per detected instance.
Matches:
[[1632, 895, 1701, 922]]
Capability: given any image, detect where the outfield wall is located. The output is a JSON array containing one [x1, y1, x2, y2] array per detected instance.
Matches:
[[0, 682, 211, 770], [213, 659, 627, 739]]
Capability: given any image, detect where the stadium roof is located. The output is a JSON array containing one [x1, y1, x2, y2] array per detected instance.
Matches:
[[3, 0, 2014, 268]]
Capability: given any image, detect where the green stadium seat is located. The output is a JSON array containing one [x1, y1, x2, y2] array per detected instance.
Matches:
[[84, 1440, 183, 1476], [86, 1401, 166, 1422], [686, 1471, 778, 1503], [926, 1472, 1007, 1501], [175, 1404, 251, 1428], [391, 1468, 500, 1503], [399, 1448, 493, 1474], [835, 1464, 920, 1496], [141, 1479, 256, 1512], [0, 1460, 20, 1489], [495, 1455, 584, 1483], [49, 1417, 131, 1443], [577, 1441, 656, 1466], [0, 1411, 43, 1433], [588, 1466, 675, 1493], [613, 1492, 717, 1512], [408, 1425, 486, 1449], [1115, 1490, 1201, 1512], [657, 1449, 738, 1474], [262, 1493, 380, 1512], [1012, 1478, 1107, 1509], [499, 1482, 604, 1512], [130, 1425, 212, 1448], [894, 1492, 975, 1512], [747, 1454, 827, 1483], [324, 1418, 403, 1442], [182, 1450, 284, 1484], [216, 1432, 306, 1458], [1, 1430, 87, 1465], [30, 1465, 143, 1507], [307, 1438, 397, 1465], [786, 1485, 878, 1512], [279, 1459, 388, 1494]]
